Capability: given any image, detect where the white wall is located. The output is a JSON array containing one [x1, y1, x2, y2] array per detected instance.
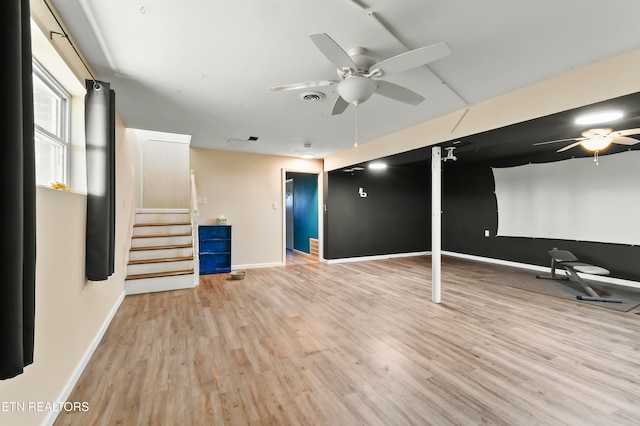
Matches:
[[132, 131, 143, 209], [190, 148, 323, 269], [140, 140, 190, 208]]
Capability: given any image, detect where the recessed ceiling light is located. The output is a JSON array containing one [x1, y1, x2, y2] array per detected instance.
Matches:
[[575, 110, 623, 125], [368, 162, 387, 170]]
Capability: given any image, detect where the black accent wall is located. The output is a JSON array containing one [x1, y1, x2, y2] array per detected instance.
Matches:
[[441, 160, 640, 282], [325, 161, 431, 259], [323, 92, 640, 281], [324, 155, 639, 281]]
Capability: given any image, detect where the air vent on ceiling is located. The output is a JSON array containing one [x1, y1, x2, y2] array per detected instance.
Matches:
[[227, 136, 259, 146], [300, 91, 325, 101]]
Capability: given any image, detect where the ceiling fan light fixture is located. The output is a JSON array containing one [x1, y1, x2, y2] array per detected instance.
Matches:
[[368, 162, 387, 170], [581, 136, 613, 151], [337, 76, 377, 105], [575, 110, 623, 125]]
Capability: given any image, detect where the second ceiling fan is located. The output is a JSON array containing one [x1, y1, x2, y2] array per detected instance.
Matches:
[[533, 127, 640, 152], [270, 33, 451, 115]]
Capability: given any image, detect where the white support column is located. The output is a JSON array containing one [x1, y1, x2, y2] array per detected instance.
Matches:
[[431, 146, 442, 304]]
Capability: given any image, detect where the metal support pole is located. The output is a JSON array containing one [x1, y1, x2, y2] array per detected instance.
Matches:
[[432, 146, 442, 303]]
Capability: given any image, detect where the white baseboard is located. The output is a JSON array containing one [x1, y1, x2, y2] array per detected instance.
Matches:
[[326, 251, 431, 265], [442, 251, 640, 290], [44, 290, 126, 426], [233, 262, 284, 270], [135, 208, 189, 213]]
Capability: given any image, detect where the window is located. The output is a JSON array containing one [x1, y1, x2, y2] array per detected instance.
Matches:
[[33, 60, 71, 186]]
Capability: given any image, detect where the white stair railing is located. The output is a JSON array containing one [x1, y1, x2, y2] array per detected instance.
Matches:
[[190, 169, 199, 216], [190, 170, 200, 285]]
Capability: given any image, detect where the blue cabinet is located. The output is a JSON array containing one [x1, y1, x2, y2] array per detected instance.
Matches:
[[199, 225, 231, 274]]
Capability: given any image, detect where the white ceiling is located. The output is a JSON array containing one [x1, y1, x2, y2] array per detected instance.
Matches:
[[50, 0, 640, 159]]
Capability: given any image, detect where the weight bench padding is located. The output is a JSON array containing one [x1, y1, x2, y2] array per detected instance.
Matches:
[[547, 250, 610, 275], [536, 248, 621, 303], [571, 265, 609, 275], [547, 249, 579, 262]]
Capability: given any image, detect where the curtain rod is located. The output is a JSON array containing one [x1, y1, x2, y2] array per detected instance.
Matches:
[[41, 0, 102, 91]]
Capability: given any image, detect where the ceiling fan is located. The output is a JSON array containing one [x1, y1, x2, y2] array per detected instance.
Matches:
[[270, 33, 451, 115], [533, 127, 640, 152]]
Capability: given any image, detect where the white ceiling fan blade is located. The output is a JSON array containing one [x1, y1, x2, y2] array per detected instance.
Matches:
[[331, 96, 350, 115], [612, 128, 640, 137], [269, 79, 338, 92], [533, 137, 581, 146], [374, 80, 424, 105], [347, 0, 369, 9], [371, 42, 451, 75], [309, 33, 357, 71], [557, 141, 584, 152], [612, 136, 640, 145]]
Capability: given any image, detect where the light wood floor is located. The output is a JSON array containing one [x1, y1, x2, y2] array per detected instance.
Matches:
[[55, 255, 640, 425], [286, 249, 319, 266]]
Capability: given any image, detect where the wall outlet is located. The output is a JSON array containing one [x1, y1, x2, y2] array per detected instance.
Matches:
[[198, 196, 207, 205], [484, 229, 490, 237]]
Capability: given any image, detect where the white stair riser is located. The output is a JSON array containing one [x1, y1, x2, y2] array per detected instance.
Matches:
[[125, 274, 195, 295], [127, 260, 194, 276], [135, 213, 190, 224], [129, 247, 193, 261], [131, 235, 192, 248], [133, 224, 192, 236]]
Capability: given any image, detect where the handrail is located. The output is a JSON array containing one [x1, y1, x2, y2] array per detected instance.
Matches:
[[190, 169, 199, 216], [190, 170, 200, 285]]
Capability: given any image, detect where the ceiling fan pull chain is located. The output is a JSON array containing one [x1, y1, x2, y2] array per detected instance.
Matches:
[[594, 150, 599, 165], [354, 103, 359, 152]]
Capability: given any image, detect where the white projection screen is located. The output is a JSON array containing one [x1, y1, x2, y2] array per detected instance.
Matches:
[[492, 150, 640, 246]]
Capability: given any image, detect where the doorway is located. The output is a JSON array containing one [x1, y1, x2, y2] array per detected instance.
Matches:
[[285, 179, 294, 251], [282, 170, 321, 265]]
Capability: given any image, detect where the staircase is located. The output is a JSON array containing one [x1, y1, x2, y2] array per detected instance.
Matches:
[[125, 209, 197, 295]]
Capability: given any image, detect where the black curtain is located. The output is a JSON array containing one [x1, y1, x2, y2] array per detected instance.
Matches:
[[85, 80, 116, 281], [1, 0, 37, 380]]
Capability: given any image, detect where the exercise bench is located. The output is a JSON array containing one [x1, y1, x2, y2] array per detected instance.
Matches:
[[536, 248, 622, 303]]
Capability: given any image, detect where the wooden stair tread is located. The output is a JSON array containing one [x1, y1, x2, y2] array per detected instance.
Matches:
[[130, 244, 193, 251], [132, 232, 192, 239], [134, 222, 191, 227], [125, 269, 194, 281], [128, 256, 193, 265]]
